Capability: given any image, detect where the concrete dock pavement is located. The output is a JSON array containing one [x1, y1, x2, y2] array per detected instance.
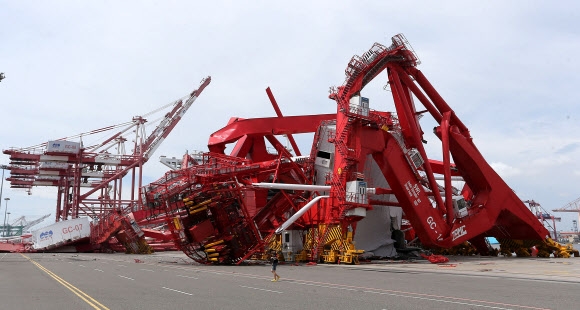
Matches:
[[323, 255, 580, 283], [2, 252, 579, 309], [42, 250, 580, 283]]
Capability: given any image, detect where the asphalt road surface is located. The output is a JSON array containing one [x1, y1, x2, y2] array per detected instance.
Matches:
[[0, 252, 578, 310]]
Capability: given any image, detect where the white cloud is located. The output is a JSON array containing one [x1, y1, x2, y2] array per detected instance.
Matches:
[[490, 162, 522, 178]]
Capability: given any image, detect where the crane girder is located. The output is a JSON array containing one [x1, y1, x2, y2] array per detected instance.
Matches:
[[207, 114, 336, 153], [143, 77, 211, 160]]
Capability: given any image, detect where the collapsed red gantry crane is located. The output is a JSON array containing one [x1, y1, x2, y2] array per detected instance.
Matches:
[[142, 34, 567, 264], [327, 35, 549, 251], [3, 77, 211, 252]]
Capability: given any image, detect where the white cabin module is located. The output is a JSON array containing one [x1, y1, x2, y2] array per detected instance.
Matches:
[[349, 96, 370, 117], [346, 180, 368, 204], [453, 196, 468, 218], [281, 230, 303, 261]]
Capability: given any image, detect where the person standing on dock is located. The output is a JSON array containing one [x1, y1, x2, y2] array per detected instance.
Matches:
[[270, 251, 280, 282]]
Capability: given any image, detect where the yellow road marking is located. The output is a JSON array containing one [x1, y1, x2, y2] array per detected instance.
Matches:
[[21, 254, 110, 310]]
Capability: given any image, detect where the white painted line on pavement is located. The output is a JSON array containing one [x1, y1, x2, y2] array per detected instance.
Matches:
[[140, 268, 155, 272], [364, 290, 512, 310], [176, 274, 199, 279], [285, 277, 543, 310], [240, 285, 283, 294], [94, 269, 104, 272], [298, 282, 357, 291], [118, 275, 134, 281], [162, 287, 193, 296]]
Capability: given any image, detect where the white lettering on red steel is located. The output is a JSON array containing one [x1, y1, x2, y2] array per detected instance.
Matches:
[[404, 181, 413, 197], [405, 180, 422, 206], [451, 225, 467, 241], [413, 197, 422, 206], [426, 216, 436, 229], [413, 183, 420, 197], [427, 216, 443, 240], [62, 224, 83, 234]]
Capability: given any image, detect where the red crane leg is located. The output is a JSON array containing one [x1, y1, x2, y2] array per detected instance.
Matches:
[[370, 130, 451, 246]]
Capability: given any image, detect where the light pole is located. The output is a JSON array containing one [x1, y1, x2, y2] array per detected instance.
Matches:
[[0, 165, 7, 237], [3, 198, 9, 237], [5, 212, 10, 237], [0, 164, 7, 221]]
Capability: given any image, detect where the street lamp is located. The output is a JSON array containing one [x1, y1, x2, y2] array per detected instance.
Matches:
[[3, 197, 9, 237]]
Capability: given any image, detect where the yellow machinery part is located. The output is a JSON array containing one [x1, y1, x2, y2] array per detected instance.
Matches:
[[339, 231, 364, 264], [262, 234, 284, 261], [189, 199, 212, 210], [323, 249, 340, 263], [321, 238, 339, 263], [294, 249, 311, 263], [172, 217, 182, 230], [498, 239, 534, 257], [205, 239, 224, 248], [261, 225, 365, 264], [538, 238, 579, 258], [497, 238, 579, 258], [138, 239, 153, 254], [189, 206, 208, 215], [316, 227, 364, 264]]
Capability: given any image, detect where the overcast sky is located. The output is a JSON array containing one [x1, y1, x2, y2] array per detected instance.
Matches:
[[1, 1, 579, 232]]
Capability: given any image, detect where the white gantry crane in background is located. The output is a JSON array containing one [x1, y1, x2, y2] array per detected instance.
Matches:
[[2, 76, 211, 253], [553, 197, 580, 234]]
